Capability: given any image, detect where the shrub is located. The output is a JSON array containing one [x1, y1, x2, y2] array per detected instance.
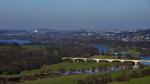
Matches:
[[141, 68, 150, 76], [131, 70, 143, 78], [75, 73, 112, 84], [75, 79, 86, 84], [58, 67, 66, 73], [115, 72, 130, 82]]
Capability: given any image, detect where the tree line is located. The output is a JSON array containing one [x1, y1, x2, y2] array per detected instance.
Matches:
[[0, 43, 99, 75]]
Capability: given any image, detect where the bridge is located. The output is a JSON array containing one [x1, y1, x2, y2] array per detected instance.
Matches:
[[62, 57, 150, 68]]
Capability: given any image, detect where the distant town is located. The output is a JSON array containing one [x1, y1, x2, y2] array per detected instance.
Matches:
[[0, 29, 149, 43]]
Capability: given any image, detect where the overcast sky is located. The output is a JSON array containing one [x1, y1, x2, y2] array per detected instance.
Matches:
[[0, 0, 150, 30]]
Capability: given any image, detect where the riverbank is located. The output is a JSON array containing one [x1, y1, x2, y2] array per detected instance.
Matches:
[[22, 67, 150, 84], [20, 62, 131, 76], [22, 71, 122, 84]]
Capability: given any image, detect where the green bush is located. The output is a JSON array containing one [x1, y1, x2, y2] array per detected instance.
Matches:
[[115, 73, 130, 82], [131, 70, 143, 78], [76, 73, 112, 84]]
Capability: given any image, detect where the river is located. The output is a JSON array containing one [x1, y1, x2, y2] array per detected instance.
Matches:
[[140, 55, 150, 65]]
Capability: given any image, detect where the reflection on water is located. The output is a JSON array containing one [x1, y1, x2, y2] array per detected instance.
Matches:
[[63, 65, 132, 75]]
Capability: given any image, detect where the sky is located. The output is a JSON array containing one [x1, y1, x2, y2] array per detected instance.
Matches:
[[0, 0, 150, 30]]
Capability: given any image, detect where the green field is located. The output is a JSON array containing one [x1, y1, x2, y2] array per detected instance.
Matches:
[[22, 74, 92, 84], [111, 76, 150, 84]]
